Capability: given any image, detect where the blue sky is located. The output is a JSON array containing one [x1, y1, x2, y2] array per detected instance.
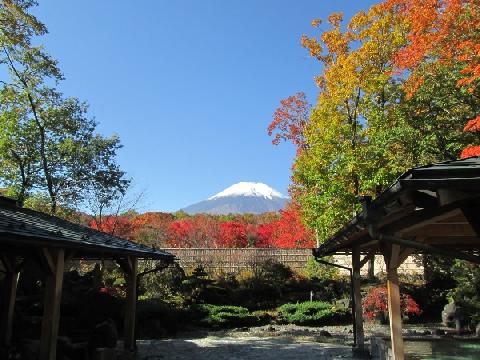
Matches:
[[32, 1, 377, 212]]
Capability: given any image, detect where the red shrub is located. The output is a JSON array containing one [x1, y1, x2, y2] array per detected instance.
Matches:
[[363, 286, 421, 320]]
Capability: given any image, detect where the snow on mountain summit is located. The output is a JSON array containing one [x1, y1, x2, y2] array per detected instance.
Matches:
[[208, 182, 286, 200]]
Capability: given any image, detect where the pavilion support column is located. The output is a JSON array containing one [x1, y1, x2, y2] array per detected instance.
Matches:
[[40, 248, 65, 360], [383, 244, 404, 360], [352, 246, 364, 350], [123, 256, 138, 351], [0, 255, 18, 347]]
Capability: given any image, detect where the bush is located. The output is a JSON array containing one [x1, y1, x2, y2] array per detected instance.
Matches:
[[136, 299, 182, 338], [195, 304, 259, 328], [449, 261, 480, 328], [140, 263, 187, 305], [303, 257, 339, 280], [277, 301, 351, 326], [362, 286, 421, 322]]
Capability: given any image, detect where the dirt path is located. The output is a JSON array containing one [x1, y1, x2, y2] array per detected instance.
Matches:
[[137, 336, 354, 360], [134, 323, 455, 359], [136, 326, 357, 360]]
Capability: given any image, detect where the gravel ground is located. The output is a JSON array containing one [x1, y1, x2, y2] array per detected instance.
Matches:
[[134, 323, 459, 360]]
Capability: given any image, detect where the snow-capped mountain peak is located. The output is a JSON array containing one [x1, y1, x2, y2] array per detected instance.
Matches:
[[181, 182, 288, 214], [208, 182, 286, 200]]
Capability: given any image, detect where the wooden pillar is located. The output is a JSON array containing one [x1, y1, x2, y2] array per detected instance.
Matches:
[[352, 246, 364, 349], [0, 255, 18, 347], [40, 248, 65, 360], [123, 256, 138, 351], [384, 244, 404, 360]]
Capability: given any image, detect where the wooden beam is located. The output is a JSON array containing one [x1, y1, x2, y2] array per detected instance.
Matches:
[[359, 249, 375, 268], [352, 247, 364, 350], [40, 248, 65, 360], [403, 223, 476, 238], [379, 233, 480, 264], [391, 208, 463, 237], [387, 265, 404, 360], [0, 255, 18, 347], [123, 256, 138, 351]]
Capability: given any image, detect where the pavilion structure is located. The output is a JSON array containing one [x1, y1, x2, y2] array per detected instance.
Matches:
[[0, 195, 174, 360], [313, 157, 480, 359]]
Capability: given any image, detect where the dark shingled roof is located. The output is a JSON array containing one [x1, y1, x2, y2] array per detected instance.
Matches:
[[314, 157, 480, 257], [0, 195, 173, 261]]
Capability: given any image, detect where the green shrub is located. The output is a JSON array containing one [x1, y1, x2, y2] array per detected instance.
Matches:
[[277, 301, 351, 326], [195, 304, 259, 328], [140, 263, 187, 305], [303, 257, 339, 280]]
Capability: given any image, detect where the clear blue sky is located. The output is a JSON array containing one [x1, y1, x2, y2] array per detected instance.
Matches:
[[32, 1, 377, 212]]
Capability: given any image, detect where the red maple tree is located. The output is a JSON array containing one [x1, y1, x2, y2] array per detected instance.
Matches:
[[267, 92, 310, 151]]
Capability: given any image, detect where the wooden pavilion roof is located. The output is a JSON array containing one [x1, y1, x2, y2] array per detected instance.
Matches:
[[0, 195, 173, 261], [314, 157, 480, 258]]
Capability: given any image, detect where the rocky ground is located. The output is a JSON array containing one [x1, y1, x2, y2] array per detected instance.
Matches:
[[134, 323, 456, 360]]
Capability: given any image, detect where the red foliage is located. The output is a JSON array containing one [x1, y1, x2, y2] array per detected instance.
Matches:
[[363, 286, 422, 320], [269, 205, 315, 248], [255, 223, 275, 248], [464, 116, 480, 133], [219, 221, 248, 248], [167, 215, 221, 247], [168, 220, 192, 247], [268, 92, 310, 149], [90, 206, 314, 249], [460, 146, 480, 159], [89, 216, 136, 240], [460, 115, 480, 158]]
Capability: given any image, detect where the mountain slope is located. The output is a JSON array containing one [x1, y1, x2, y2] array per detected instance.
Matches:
[[182, 182, 288, 215]]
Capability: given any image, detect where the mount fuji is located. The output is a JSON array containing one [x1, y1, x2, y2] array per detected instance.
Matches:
[[181, 182, 288, 215]]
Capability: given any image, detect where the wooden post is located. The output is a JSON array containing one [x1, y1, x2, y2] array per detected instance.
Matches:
[[123, 256, 138, 351], [352, 246, 364, 349], [384, 244, 404, 360], [0, 255, 18, 347], [40, 248, 65, 360]]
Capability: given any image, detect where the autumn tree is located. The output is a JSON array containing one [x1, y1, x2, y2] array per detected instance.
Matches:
[[386, 0, 480, 157], [269, 205, 314, 248], [268, 92, 310, 150], [288, 6, 410, 242]]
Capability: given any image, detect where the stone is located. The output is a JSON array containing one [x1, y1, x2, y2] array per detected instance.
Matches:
[[319, 330, 332, 337], [442, 302, 456, 327]]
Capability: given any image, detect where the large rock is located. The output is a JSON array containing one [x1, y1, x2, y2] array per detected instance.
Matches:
[[442, 302, 456, 327]]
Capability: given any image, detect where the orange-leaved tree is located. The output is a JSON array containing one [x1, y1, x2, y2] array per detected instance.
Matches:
[[386, 0, 480, 157]]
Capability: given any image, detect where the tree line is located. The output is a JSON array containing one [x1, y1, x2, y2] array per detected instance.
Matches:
[[90, 205, 315, 249]]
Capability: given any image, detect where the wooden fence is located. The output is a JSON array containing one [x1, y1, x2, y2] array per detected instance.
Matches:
[[163, 248, 313, 273], [163, 248, 423, 276]]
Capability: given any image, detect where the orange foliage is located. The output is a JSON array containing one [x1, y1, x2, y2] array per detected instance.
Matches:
[[387, 0, 479, 91]]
